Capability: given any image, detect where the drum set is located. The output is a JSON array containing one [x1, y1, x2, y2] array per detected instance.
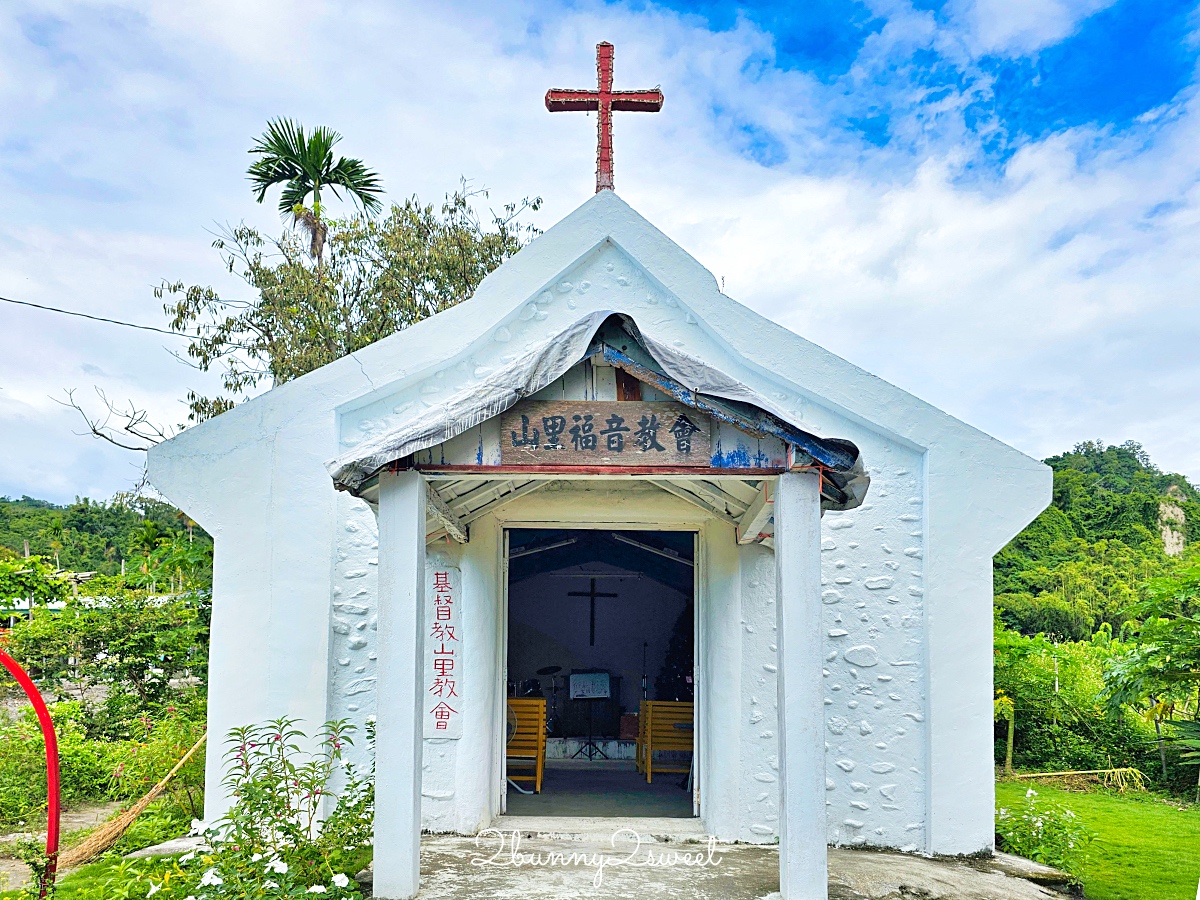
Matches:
[[508, 664, 566, 736]]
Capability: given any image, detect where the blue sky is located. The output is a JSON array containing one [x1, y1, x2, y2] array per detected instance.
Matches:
[[1, 0, 1199, 502]]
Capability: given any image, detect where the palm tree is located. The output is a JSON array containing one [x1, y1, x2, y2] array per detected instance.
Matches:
[[247, 118, 384, 260]]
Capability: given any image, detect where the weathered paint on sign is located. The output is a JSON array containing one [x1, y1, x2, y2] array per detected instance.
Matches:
[[500, 401, 711, 466], [425, 565, 462, 739]]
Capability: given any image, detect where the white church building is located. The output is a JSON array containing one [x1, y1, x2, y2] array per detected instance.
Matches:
[[148, 189, 1050, 899]]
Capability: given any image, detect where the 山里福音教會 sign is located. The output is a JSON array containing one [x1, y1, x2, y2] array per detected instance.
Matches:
[[500, 401, 711, 466]]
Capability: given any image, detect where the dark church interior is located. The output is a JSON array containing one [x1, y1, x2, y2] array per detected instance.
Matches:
[[505, 528, 697, 817]]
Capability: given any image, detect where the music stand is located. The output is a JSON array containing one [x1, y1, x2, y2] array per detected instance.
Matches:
[[537, 665, 563, 736], [569, 672, 610, 760]]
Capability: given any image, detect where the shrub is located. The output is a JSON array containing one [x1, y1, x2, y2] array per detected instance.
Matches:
[[108, 700, 207, 822], [996, 788, 1097, 876], [132, 717, 374, 899], [0, 703, 115, 826]]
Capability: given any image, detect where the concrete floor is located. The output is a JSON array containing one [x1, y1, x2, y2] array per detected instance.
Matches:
[[504, 759, 694, 818], [124, 819, 1074, 900], [358, 828, 1072, 900]]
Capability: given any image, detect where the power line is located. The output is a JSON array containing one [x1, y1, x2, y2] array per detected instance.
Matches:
[[0, 294, 189, 338]]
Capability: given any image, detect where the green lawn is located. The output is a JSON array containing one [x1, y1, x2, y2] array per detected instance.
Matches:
[[996, 781, 1200, 900]]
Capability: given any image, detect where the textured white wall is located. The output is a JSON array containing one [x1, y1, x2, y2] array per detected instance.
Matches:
[[148, 189, 1049, 853], [319, 457, 929, 850]]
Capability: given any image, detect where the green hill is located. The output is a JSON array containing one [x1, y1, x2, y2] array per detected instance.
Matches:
[[995, 440, 1200, 640], [0, 495, 209, 575]]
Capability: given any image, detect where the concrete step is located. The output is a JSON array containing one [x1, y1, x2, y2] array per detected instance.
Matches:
[[492, 814, 710, 844]]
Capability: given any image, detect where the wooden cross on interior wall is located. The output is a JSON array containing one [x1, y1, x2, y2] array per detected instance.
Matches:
[[545, 42, 664, 192], [568, 577, 619, 646]]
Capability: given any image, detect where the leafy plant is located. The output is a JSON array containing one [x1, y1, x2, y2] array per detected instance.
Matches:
[[119, 718, 374, 899], [3, 590, 210, 737], [0, 703, 114, 826], [1166, 719, 1200, 802], [994, 690, 1015, 774], [108, 702, 207, 822], [992, 621, 1153, 775], [248, 118, 383, 260], [0, 556, 67, 608], [159, 184, 540, 422], [996, 788, 1097, 876]]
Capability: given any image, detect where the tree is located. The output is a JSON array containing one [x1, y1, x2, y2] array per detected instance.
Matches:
[[0, 556, 67, 609], [160, 186, 540, 421], [4, 586, 211, 736], [247, 118, 383, 261], [1102, 562, 1200, 779]]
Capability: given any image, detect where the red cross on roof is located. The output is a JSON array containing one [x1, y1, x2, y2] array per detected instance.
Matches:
[[545, 42, 664, 193]]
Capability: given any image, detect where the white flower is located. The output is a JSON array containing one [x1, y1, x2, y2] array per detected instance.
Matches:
[[265, 881, 279, 890], [1025, 789, 1037, 798], [307, 887, 327, 894], [251, 853, 264, 862], [147, 882, 161, 897], [179, 850, 196, 863], [332, 873, 350, 888], [199, 868, 224, 887], [184, 896, 197, 900], [266, 859, 289, 874]]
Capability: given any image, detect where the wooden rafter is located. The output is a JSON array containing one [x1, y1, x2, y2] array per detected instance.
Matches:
[[737, 481, 774, 544], [426, 484, 469, 543], [647, 479, 740, 526], [459, 480, 551, 525]]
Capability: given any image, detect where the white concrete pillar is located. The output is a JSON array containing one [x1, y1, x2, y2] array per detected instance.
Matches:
[[373, 470, 427, 899], [775, 471, 827, 899]]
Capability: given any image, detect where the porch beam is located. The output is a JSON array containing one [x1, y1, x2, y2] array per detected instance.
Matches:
[[737, 481, 775, 544], [374, 470, 427, 899], [775, 471, 827, 899], [718, 478, 763, 505], [426, 484, 469, 543], [415, 465, 785, 479]]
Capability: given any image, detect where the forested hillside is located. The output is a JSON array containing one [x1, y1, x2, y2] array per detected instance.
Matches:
[[994, 441, 1199, 640], [0, 495, 210, 576]]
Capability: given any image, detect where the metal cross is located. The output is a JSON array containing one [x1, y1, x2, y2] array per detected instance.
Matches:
[[545, 42, 664, 192], [567, 577, 619, 646]]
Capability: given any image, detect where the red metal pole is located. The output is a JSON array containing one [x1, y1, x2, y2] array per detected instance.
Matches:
[[0, 648, 60, 897]]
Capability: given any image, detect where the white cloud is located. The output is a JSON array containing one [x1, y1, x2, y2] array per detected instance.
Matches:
[[944, 0, 1118, 57]]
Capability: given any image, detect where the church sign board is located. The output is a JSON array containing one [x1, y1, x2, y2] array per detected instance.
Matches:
[[424, 565, 463, 739], [500, 401, 711, 466]]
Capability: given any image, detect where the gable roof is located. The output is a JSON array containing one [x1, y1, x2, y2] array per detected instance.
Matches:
[[148, 189, 1048, 554]]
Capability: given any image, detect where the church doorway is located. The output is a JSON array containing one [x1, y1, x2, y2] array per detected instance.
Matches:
[[503, 527, 698, 818]]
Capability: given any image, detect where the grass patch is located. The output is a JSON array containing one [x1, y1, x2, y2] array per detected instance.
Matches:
[[0, 855, 177, 899], [997, 780, 1200, 900]]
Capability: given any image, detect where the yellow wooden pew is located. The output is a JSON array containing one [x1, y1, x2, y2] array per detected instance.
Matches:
[[640, 700, 693, 784], [505, 698, 546, 793]]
